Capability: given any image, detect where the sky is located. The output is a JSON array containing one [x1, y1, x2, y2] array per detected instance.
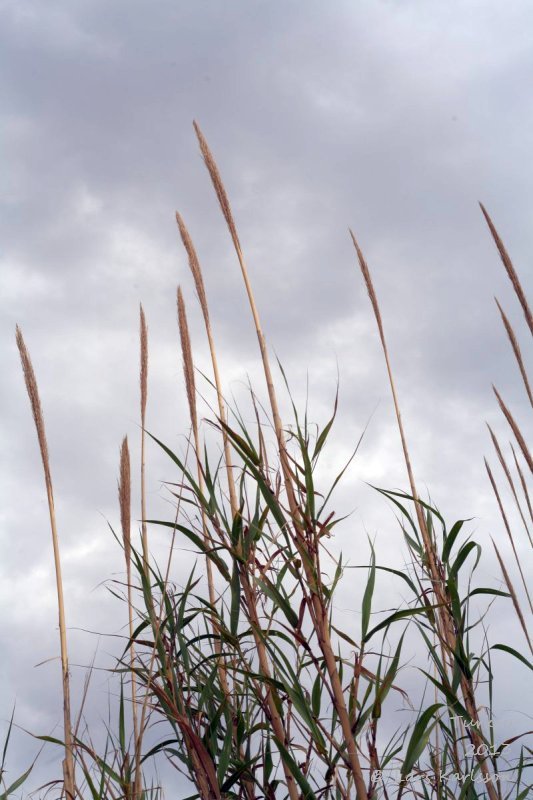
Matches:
[[1, 0, 532, 795]]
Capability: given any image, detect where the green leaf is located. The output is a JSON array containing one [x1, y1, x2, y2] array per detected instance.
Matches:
[[312, 390, 338, 461], [346, 564, 418, 596], [442, 519, 466, 563], [361, 541, 376, 639], [146, 520, 230, 581], [219, 421, 261, 465], [449, 541, 480, 579], [275, 738, 317, 799], [119, 680, 126, 755], [264, 736, 273, 783], [216, 708, 234, 785], [401, 703, 442, 777], [311, 673, 322, 718], [491, 644, 533, 672], [0, 765, 33, 799], [230, 561, 241, 637], [256, 577, 299, 628], [298, 424, 316, 521], [464, 587, 510, 602], [364, 604, 441, 644]]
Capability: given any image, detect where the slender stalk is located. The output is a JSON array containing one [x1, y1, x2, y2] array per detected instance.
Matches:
[[140, 304, 149, 574], [349, 235, 500, 799], [192, 122, 298, 517], [135, 470, 204, 798], [133, 306, 149, 800], [177, 286, 256, 800], [118, 437, 140, 797], [193, 121, 369, 800], [16, 327, 76, 800], [349, 232, 438, 573], [175, 212, 238, 517], [177, 287, 218, 611], [176, 213, 294, 800]]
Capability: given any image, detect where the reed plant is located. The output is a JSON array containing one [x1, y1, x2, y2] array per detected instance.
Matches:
[[12, 125, 532, 799]]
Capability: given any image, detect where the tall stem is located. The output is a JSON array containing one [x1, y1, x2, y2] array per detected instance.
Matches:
[[16, 328, 76, 800], [350, 233, 500, 799], [193, 122, 369, 800], [140, 304, 149, 575]]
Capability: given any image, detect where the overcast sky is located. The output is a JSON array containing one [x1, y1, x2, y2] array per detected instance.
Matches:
[[1, 0, 532, 795]]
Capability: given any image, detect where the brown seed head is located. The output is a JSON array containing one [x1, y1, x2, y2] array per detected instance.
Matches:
[[193, 120, 241, 253], [177, 286, 197, 432], [16, 326, 52, 487], [349, 229, 385, 347], [175, 212, 210, 326]]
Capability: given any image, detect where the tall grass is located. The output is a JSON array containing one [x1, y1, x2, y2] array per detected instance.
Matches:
[[10, 126, 532, 800]]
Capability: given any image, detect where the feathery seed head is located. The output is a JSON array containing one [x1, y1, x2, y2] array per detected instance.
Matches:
[[177, 286, 197, 432], [16, 326, 52, 487], [193, 120, 241, 252], [175, 212, 210, 325]]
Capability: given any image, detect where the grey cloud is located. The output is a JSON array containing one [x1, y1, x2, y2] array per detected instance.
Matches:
[[2, 0, 532, 792]]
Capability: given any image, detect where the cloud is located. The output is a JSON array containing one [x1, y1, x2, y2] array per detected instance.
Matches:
[[1, 0, 531, 791]]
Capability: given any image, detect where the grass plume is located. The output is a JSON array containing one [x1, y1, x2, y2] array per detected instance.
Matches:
[[194, 121, 376, 800], [480, 203, 533, 334], [350, 233, 502, 799], [175, 211, 238, 516], [118, 436, 140, 795], [15, 326, 76, 800]]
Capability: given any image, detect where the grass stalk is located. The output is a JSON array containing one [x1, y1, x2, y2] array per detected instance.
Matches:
[[349, 235, 501, 799], [133, 305, 149, 800], [179, 285, 264, 800], [192, 121, 299, 516], [176, 287, 218, 610], [175, 218, 257, 799], [140, 304, 149, 574], [193, 121, 369, 800], [175, 212, 239, 518], [15, 327, 76, 800], [118, 436, 140, 797]]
